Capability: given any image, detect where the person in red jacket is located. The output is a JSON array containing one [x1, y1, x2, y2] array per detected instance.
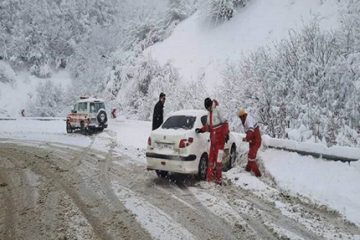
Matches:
[[196, 98, 229, 185], [238, 108, 262, 177]]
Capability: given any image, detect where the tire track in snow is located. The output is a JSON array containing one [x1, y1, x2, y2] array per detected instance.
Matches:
[[151, 179, 250, 240], [112, 181, 195, 240], [3, 147, 112, 240], [49, 143, 228, 240], [188, 186, 277, 240], [96, 134, 154, 240], [0, 144, 151, 240], [0, 168, 15, 240], [0, 155, 54, 240], [106, 159, 243, 240], [222, 170, 358, 239]]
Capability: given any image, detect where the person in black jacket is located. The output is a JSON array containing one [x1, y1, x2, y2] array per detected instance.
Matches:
[[152, 92, 166, 130]]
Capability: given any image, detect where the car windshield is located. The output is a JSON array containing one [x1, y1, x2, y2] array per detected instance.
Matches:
[[90, 102, 105, 113], [162, 115, 196, 130]]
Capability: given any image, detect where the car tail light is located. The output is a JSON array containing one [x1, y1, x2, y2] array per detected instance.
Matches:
[[148, 137, 152, 146], [179, 138, 194, 148], [179, 139, 187, 148]]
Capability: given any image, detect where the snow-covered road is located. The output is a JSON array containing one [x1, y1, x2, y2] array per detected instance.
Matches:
[[0, 118, 359, 240]]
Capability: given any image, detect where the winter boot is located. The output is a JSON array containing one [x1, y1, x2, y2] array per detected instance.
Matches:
[[248, 159, 262, 177], [207, 162, 215, 182]]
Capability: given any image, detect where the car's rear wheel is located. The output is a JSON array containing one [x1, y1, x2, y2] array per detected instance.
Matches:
[[198, 153, 208, 181], [155, 170, 168, 178], [66, 121, 73, 133], [229, 144, 237, 169]]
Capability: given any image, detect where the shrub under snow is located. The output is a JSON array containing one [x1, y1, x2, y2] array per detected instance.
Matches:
[[219, 19, 360, 147], [0, 61, 16, 84], [205, 0, 248, 24], [27, 80, 66, 117], [107, 55, 209, 120]]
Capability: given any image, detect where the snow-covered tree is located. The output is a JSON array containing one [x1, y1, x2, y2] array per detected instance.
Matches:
[[206, 0, 248, 24], [27, 80, 66, 117], [0, 61, 16, 84], [167, 0, 198, 23], [0, 0, 120, 76], [219, 17, 360, 146]]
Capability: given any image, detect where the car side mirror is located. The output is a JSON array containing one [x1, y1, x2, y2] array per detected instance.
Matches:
[[71, 110, 77, 113]]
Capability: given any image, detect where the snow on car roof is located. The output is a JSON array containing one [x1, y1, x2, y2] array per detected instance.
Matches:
[[168, 109, 207, 117], [77, 97, 105, 103]]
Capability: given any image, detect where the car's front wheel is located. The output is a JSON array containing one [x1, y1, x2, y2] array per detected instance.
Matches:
[[198, 153, 208, 181], [155, 170, 168, 178], [80, 122, 87, 135], [66, 121, 73, 133]]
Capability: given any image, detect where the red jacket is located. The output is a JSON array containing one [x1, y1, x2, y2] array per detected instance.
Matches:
[[200, 100, 229, 144], [242, 114, 261, 144]]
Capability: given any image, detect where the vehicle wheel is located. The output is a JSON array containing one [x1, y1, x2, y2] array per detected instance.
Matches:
[[155, 170, 168, 178], [80, 122, 87, 135], [229, 144, 237, 169], [198, 153, 208, 181], [66, 121, 73, 133], [87, 128, 94, 135]]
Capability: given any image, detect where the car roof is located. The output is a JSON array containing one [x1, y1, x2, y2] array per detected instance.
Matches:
[[77, 97, 105, 103], [168, 109, 207, 117]]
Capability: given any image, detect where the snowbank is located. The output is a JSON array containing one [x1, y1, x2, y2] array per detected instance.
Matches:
[[262, 149, 360, 226], [262, 135, 360, 161]]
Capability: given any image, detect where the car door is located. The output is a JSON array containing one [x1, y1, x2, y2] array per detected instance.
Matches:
[[194, 115, 210, 155], [70, 103, 79, 127]]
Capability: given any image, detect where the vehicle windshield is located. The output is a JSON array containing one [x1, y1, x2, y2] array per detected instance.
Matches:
[[90, 102, 105, 113], [162, 115, 196, 130]]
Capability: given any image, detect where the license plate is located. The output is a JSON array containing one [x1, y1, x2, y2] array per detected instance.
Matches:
[[158, 143, 173, 150]]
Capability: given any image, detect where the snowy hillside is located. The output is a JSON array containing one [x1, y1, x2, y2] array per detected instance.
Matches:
[[0, 63, 71, 117], [0, 0, 358, 147], [146, 0, 346, 90]]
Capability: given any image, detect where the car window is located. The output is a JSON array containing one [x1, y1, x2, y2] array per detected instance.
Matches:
[[90, 102, 105, 113], [73, 104, 78, 111], [78, 102, 87, 112], [201, 115, 207, 126], [162, 115, 196, 130], [90, 103, 95, 113]]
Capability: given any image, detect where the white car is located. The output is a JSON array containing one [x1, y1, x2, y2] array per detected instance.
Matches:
[[146, 110, 238, 179]]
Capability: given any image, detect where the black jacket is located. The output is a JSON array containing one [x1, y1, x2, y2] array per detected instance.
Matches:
[[152, 100, 164, 130]]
